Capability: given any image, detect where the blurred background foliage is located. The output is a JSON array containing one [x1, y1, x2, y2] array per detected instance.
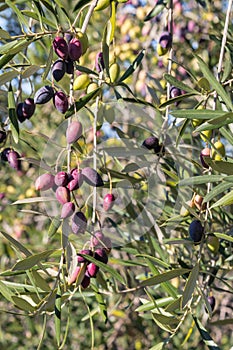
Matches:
[[0, 0, 233, 349]]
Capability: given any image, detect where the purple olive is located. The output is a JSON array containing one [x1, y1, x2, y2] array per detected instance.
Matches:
[[22, 98, 35, 119], [55, 186, 70, 204], [207, 296, 215, 311], [35, 173, 55, 191], [67, 169, 83, 191], [91, 231, 105, 247], [66, 121, 83, 144], [34, 86, 54, 104], [81, 167, 104, 187], [103, 193, 115, 211], [142, 136, 159, 150], [68, 38, 82, 61], [60, 202, 75, 219], [54, 171, 69, 187], [52, 59, 66, 82], [1, 147, 11, 162], [86, 262, 99, 278], [7, 150, 21, 170], [53, 36, 68, 60], [65, 58, 74, 74], [16, 103, 26, 123], [71, 211, 87, 234], [95, 52, 105, 72], [53, 91, 69, 114], [0, 130, 7, 144], [200, 147, 211, 168], [94, 248, 108, 264], [159, 32, 172, 49], [81, 274, 90, 288], [77, 249, 93, 263], [189, 220, 204, 243]]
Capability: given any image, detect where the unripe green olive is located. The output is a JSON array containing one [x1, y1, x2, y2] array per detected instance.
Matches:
[[212, 140, 225, 161], [200, 129, 212, 142], [73, 74, 90, 90], [75, 30, 89, 54], [207, 235, 220, 254], [109, 62, 120, 83]]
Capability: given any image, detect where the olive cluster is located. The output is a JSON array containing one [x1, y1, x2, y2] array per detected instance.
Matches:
[[68, 231, 112, 288], [15, 33, 86, 121]]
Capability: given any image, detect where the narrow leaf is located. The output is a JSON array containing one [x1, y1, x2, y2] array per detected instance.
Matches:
[[0, 280, 14, 303], [12, 296, 35, 312], [182, 263, 199, 308], [22, 64, 41, 79], [203, 182, 232, 203], [214, 233, 233, 243], [65, 88, 101, 118], [139, 268, 190, 288], [164, 73, 199, 93], [171, 109, 226, 120], [119, 50, 145, 82], [0, 230, 31, 257], [194, 54, 233, 111], [12, 249, 59, 271], [193, 316, 221, 350], [179, 175, 224, 186], [55, 283, 61, 347], [8, 84, 19, 143], [12, 197, 57, 205], [210, 190, 233, 209], [0, 70, 19, 85], [144, 0, 167, 21]]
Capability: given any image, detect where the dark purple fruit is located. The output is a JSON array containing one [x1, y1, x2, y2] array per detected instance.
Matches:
[[22, 98, 35, 119], [81, 274, 90, 288], [16, 103, 26, 123], [68, 38, 82, 61], [0, 130, 7, 144], [159, 32, 172, 49], [81, 167, 104, 187], [86, 262, 99, 278], [200, 147, 211, 168], [35, 173, 55, 191], [189, 220, 204, 243], [142, 136, 159, 150], [71, 211, 87, 234], [53, 91, 69, 114], [66, 121, 83, 144], [54, 171, 69, 187], [53, 36, 68, 60], [60, 202, 75, 219], [1, 147, 11, 161], [94, 248, 108, 264], [77, 249, 93, 263], [7, 150, 21, 170], [103, 193, 115, 211], [34, 86, 54, 104], [207, 296, 215, 311], [52, 59, 66, 82], [170, 86, 182, 98], [55, 186, 70, 204], [91, 231, 105, 247], [67, 168, 83, 191], [95, 52, 104, 72], [65, 58, 74, 74]]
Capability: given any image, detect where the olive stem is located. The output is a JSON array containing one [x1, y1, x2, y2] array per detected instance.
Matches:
[[81, 0, 99, 33]]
